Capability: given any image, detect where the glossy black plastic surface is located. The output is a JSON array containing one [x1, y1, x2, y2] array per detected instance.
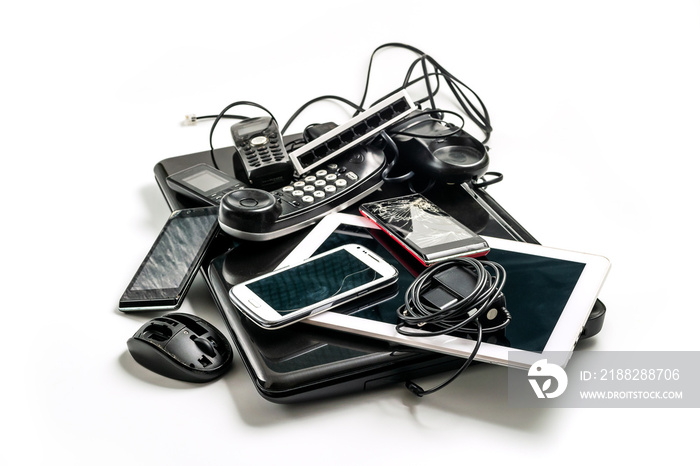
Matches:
[[219, 188, 281, 232], [127, 313, 233, 383], [392, 118, 489, 183], [119, 207, 220, 312], [166, 163, 247, 206], [152, 141, 606, 402], [230, 117, 293, 190], [219, 143, 387, 241]]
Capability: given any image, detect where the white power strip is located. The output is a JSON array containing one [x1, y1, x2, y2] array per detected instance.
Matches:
[[288, 89, 416, 175]]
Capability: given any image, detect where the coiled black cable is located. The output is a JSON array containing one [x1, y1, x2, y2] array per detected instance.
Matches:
[[397, 258, 507, 336], [398, 257, 508, 396], [356, 42, 492, 143]]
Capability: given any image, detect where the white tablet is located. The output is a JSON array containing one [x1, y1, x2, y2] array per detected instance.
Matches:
[[278, 213, 611, 370]]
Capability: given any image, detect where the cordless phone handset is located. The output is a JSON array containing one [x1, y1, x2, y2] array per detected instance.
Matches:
[[231, 117, 294, 191]]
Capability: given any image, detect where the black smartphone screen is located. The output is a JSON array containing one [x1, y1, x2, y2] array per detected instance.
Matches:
[[119, 207, 219, 311]]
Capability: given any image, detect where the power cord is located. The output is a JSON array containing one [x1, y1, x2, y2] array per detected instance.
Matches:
[[388, 108, 466, 139], [356, 42, 492, 143], [397, 257, 509, 396], [183, 113, 249, 126], [186, 43, 492, 170], [405, 322, 483, 397], [281, 95, 364, 135], [207, 101, 278, 155]]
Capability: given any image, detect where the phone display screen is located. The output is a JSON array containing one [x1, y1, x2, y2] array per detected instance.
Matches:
[[246, 248, 380, 314], [182, 169, 231, 193], [395, 203, 474, 248], [314, 225, 586, 353], [232, 117, 271, 139], [364, 194, 473, 246], [120, 207, 219, 310], [131, 209, 218, 291], [361, 194, 489, 263]]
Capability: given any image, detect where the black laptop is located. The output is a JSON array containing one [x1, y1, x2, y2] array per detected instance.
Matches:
[[153, 145, 605, 403]]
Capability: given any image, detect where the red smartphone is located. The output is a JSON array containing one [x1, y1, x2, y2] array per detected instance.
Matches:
[[359, 194, 490, 266]]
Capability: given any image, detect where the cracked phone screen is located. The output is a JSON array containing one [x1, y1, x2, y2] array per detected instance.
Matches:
[[247, 248, 378, 314], [129, 209, 219, 292], [369, 195, 475, 248]]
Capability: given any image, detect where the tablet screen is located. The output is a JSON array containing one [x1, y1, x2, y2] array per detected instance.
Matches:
[[311, 224, 585, 353]]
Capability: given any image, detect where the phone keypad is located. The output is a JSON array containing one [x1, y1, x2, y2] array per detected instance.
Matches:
[[273, 164, 359, 209], [241, 131, 286, 168]]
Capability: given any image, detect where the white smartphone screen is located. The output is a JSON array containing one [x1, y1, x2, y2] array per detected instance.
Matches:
[[246, 247, 382, 314]]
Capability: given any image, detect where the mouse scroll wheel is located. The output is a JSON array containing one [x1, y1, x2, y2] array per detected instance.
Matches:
[[194, 337, 216, 358]]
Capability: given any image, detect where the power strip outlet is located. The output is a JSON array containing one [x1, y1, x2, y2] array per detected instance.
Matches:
[[289, 89, 416, 175]]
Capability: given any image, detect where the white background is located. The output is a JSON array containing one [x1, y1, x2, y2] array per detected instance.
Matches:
[[2, 0, 698, 464]]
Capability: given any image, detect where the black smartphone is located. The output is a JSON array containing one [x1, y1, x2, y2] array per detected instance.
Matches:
[[119, 206, 220, 312], [359, 193, 490, 266]]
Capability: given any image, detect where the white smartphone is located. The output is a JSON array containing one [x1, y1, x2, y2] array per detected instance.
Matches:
[[228, 244, 399, 329]]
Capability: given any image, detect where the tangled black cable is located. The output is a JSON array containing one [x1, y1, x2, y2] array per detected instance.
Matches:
[[208, 101, 278, 155], [356, 42, 492, 143], [398, 257, 508, 396], [192, 42, 491, 178], [397, 258, 507, 336]]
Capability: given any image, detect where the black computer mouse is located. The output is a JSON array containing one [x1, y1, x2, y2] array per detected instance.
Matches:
[[127, 312, 233, 383]]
